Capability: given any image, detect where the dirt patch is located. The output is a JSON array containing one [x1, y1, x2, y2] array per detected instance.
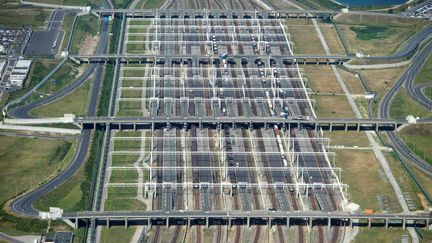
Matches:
[[79, 35, 99, 55], [417, 193, 430, 209]]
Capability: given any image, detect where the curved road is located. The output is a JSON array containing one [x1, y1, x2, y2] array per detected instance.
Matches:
[[380, 41, 432, 175], [411, 83, 432, 108], [10, 15, 111, 216]]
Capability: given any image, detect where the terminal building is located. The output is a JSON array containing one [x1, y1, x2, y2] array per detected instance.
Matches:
[[9, 59, 31, 89]]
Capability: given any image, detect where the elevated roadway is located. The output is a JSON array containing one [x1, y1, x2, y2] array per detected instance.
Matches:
[[74, 116, 421, 131], [92, 8, 424, 19], [62, 210, 432, 229]]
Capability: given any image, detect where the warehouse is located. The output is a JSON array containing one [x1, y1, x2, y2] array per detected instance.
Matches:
[[9, 59, 31, 89]]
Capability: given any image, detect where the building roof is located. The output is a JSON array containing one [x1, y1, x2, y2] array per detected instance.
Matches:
[[15, 59, 31, 69]]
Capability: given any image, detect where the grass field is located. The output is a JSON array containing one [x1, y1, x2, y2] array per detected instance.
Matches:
[[358, 67, 406, 117], [389, 89, 431, 119], [323, 131, 370, 147], [424, 86, 432, 100], [399, 124, 432, 165], [0, 136, 74, 235], [70, 14, 99, 54], [414, 54, 432, 84], [37, 0, 102, 5], [337, 68, 365, 94], [287, 20, 326, 55], [384, 152, 427, 210], [0, 7, 49, 27], [30, 78, 92, 117], [313, 95, 355, 118], [301, 65, 343, 94], [354, 228, 411, 243], [334, 150, 401, 212], [318, 23, 346, 55], [100, 227, 136, 243], [334, 14, 427, 56]]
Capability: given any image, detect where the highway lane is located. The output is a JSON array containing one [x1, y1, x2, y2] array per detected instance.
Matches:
[[10, 17, 111, 217], [380, 42, 432, 175]]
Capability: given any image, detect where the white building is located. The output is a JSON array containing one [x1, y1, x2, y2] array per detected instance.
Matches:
[[9, 59, 31, 88]]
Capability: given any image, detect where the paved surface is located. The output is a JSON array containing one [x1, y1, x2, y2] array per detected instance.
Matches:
[[25, 10, 66, 56]]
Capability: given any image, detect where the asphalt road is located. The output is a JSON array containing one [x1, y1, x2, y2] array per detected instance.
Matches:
[[380, 41, 432, 175], [10, 18, 111, 217]]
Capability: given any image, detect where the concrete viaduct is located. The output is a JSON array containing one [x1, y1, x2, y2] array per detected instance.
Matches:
[[62, 210, 432, 230], [76, 116, 410, 131]]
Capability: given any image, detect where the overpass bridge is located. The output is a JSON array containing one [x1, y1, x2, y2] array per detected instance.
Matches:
[[4, 115, 426, 131], [91, 9, 417, 20], [61, 210, 432, 230], [76, 116, 414, 131], [68, 54, 350, 65], [3, 116, 422, 131]]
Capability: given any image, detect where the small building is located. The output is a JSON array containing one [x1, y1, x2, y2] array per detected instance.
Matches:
[[0, 60, 6, 78], [9, 59, 31, 89]]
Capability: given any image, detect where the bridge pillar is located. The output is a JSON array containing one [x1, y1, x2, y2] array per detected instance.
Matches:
[[314, 123, 318, 131], [119, 123, 122, 131], [229, 216, 231, 228], [75, 218, 79, 229], [287, 217, 290, 228], [94, 122, 96, 129], [133, 122, 136, 131], [166, 217, 169, 228], [309, 217, 313, 228], [107, 217, 110, 229], [206, 217, 209, 228], [328, 217, 331, 231], [268, 217, 271, 229], [385, 219, 388, 229], [344, 123, 348, 132], [357, 123, 360, 132], [125, 217, 128, 229], [402, 219, 406, 230], [330, 122, 333, 131], [375, 123, 379, 132], [368, 218, 371, 229], [426, 219, 430, 228], [350, 218, 353, 228]]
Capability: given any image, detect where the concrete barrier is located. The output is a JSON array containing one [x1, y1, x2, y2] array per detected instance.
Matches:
[[0, 123, 80, 135], [20, 0, 91, 11], [343, 60, 411, 70]]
